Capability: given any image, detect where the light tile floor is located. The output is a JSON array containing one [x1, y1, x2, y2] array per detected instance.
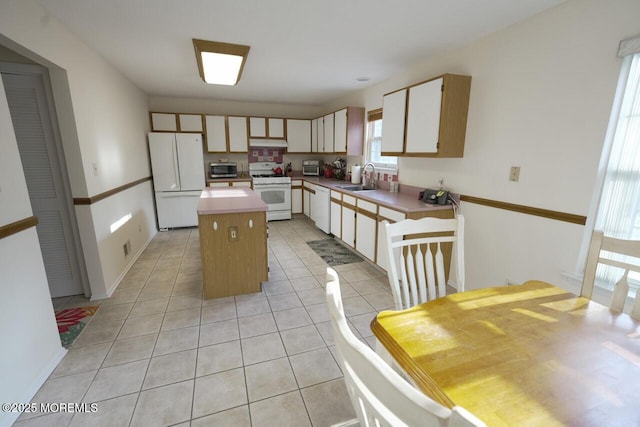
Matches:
[[17, 216, 395, 427]]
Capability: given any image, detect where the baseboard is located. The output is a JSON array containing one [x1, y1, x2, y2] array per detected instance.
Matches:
[[91, 233, 155, 301], [0, 346, 67, 427]]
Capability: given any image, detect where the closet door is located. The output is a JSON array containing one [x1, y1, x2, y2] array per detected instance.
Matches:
[[2, 71, 85, 297]]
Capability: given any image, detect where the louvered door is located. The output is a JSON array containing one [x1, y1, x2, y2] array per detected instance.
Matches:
[[2, 71, 84, 297]]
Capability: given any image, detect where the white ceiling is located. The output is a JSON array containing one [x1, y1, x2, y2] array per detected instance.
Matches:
[[36, 0, 565, 106]]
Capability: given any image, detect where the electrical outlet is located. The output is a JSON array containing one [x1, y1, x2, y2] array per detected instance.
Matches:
[[228, 226, 239, 241], [509, 166, 520, 182]]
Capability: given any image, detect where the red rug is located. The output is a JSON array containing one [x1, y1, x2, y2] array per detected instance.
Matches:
[[55, 306, 99, 348]]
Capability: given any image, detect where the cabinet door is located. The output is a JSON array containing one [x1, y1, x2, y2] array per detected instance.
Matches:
[[405, 78, 442, 153], [303, 188, 310, 217], [249, 117, 266, 137], [231, 181, 251, 187], [292, 188, 303, 214], [334, 109, 347, 153], [151, 113, 178, 131], [179, 114, 203, 132], [317, 117, 324, 152], [356, 212, 376, 262], [376, 207, 406, 271], [330, 200, 341, 238], [311, 118, 319, 152], [268, 118, 285, 138], [228, 116, 248, 152], [286, 119, 311, 153], [381, 89, 407, 154], [323, 113, 334, 153], [205, 115, 227, 152], [341, 205, 355, 248]]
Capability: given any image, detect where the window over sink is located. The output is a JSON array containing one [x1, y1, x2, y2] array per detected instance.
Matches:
[[366, 109, 397, 170]]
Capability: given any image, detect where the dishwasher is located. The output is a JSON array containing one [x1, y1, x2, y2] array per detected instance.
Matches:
[[314, 185, 331, 234]]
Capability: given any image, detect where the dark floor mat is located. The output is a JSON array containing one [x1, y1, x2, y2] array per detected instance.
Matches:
[[307, 239, 363, 266]]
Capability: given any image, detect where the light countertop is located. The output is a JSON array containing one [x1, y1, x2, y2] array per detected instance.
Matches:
[[197, 187, 267, 215], [297, 176, 454, 214]]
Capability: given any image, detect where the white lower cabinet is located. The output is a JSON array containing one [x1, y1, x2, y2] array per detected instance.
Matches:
[[376, 206, 406, 271], [341, 206, 355, 248], [292, 180, 303, 214], [330, 190, 342, 238], [355, 199, 377, 262]]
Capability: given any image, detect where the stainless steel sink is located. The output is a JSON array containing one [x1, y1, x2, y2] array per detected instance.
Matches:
[[336, 185, 376, 192]]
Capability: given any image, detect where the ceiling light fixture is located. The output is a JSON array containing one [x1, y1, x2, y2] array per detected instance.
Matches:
[[193, 39, 250, 86]]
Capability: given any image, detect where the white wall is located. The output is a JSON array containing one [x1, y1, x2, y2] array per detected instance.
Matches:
[[324, 0, 640, 289], [0, 78, 65, 427], [0, 0, 155, 299]]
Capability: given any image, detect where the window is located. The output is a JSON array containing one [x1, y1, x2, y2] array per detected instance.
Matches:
[[590, 43, 640, 290], [366, 109, 397, 169]]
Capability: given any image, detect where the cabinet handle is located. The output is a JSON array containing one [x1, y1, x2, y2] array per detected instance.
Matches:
[[213, 221, 218, 231], [249, 219, 253, 229]]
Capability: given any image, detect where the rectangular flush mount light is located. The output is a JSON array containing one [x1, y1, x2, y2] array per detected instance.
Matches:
[[193, 39, 250, 85]]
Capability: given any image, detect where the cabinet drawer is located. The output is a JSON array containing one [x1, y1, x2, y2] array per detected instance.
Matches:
[[304, 182, 316, 191], [342, 194, 356, 206], [379, 206, 406, 222], [356, 199, 377, 214], [330, 190, 342, 200], [292, 180, 303, 187]]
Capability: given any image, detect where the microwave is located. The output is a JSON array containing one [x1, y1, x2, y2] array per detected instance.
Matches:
[[209, 162, 238, 178], [303, 160, 321, 176]]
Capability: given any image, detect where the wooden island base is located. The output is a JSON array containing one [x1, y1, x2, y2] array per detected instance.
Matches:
[[197, 188, 268, 299]]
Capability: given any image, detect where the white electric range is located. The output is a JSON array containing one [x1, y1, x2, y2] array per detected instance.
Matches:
[[249, 162, 292, 221]]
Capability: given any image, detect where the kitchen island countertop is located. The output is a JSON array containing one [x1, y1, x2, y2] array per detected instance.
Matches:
[[197, 187, 267, 215]]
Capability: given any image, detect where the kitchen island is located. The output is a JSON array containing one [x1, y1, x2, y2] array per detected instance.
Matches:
[[197, 187, 268, 299]]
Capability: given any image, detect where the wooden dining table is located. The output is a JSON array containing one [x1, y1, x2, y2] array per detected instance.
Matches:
[[370, 280, 640, 427]]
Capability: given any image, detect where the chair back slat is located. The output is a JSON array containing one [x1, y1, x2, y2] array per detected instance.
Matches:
[[581, 230, 640, 320], [382, 216, 464, 310], [611, 271, 630, 312], [325, 268, 486, 427], [435, 242, 446, 298], [405, 248, 419, 307]]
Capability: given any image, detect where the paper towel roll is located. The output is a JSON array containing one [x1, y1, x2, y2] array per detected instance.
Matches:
[[351, 165, 361, 184]]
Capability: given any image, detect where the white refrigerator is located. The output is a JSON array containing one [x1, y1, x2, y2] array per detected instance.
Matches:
[[149, 132, 204, 229]]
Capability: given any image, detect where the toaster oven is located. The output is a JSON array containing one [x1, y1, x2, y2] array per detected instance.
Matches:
[[302, 160, 321, 176]]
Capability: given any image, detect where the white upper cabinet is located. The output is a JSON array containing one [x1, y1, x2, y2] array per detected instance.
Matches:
[[381, 74, 471, 157], [228, 116, 249, 152], [311, 118, 319, 152], [151, 112, 178, 132], [249, 117, 285, 139], [268, 118, 285, 138], [405, 78, 442, 154], [205, 115, 227, 152], [322, 113, 333, 152], [333, 109, 347, 153], [286, 119, 311, 153], [178, 114, 204, 132], [381, 89, 407, 154], [249, 117, 267, 137]]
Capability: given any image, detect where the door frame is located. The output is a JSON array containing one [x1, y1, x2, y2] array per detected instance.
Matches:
[[0, 61, 90, 297]]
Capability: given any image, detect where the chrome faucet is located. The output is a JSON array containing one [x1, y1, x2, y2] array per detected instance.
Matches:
[[362, 162, 377, 189]]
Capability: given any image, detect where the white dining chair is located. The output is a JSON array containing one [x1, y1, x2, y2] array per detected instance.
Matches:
[[581, 230, 640, 319], [380, 215, 464, 310], [325, 268, 485, 427]]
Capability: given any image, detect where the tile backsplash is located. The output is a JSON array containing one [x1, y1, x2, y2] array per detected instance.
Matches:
[[248, 147, 285, 163]]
